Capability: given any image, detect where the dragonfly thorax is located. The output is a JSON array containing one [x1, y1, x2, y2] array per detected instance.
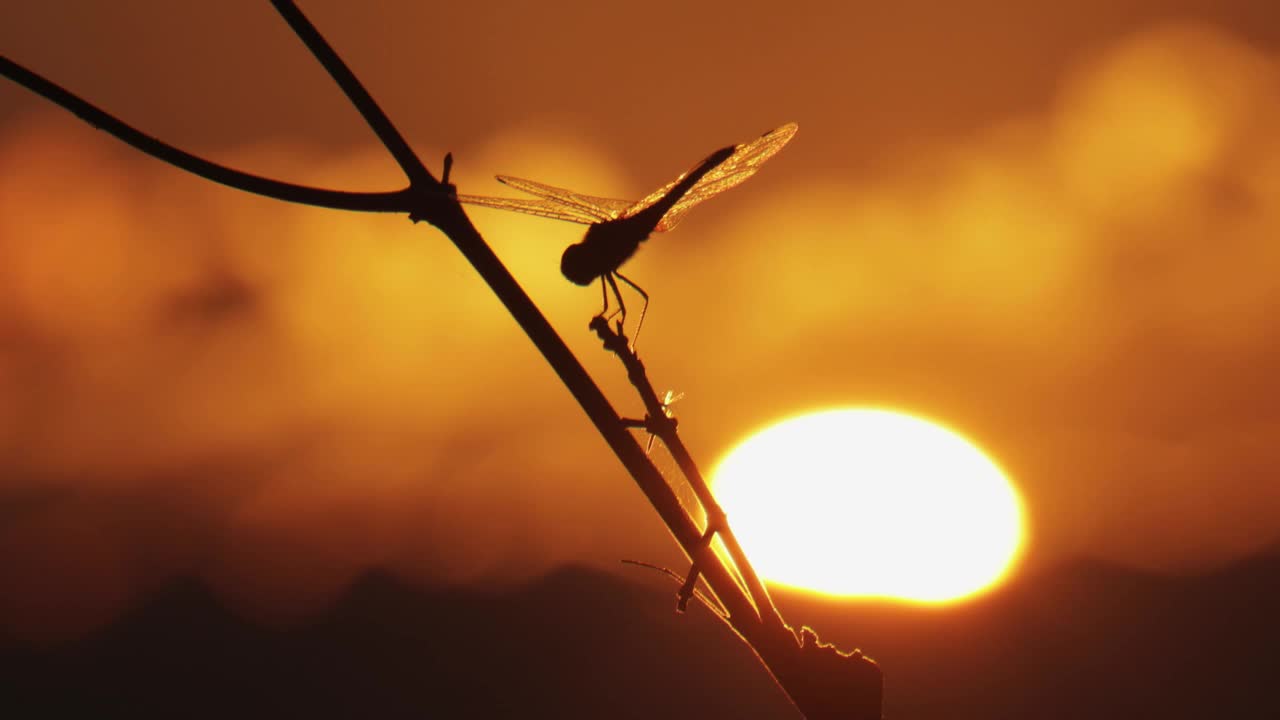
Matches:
[[559, 242, 598, 286], [560, 220, 648, 286]]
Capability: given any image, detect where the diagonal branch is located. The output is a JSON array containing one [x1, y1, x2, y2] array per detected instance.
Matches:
[[2, 2, 883, 716], [262, 0, 770, 636], [0, 54, 411, 213], [268, 0, 435, 190]]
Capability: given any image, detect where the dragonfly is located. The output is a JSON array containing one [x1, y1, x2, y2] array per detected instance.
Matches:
[[458, 122, 798, 343]]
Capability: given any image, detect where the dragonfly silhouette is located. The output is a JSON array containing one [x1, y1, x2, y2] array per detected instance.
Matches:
[[458, 123, 797, 342]]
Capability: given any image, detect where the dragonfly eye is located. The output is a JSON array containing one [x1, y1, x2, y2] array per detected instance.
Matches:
[[559, 243, 598, 286]]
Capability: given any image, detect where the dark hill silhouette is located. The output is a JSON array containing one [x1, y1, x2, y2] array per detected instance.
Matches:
[[0, 566, 797, 719], [2, 550, 1278, 719], [773, 547, 1280, 719]]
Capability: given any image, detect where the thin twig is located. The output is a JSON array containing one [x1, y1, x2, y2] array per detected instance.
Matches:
[[620, 560, 727, 618], [0, 55, 411, 213], [590, 317, 785, 630]]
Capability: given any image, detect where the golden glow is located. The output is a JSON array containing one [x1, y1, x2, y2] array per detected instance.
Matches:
[[5, 21, 1280, 641], [712, 409, 1025, 603]]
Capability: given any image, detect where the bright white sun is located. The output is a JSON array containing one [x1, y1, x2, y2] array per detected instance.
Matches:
[[711, 408, 1025, 603]]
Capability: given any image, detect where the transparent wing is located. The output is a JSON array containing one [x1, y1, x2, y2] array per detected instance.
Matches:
[[496, 176, 636, 223], [458, 122, 797, 230], [627, 122, 799, 232], [456, 193, 602, 225]]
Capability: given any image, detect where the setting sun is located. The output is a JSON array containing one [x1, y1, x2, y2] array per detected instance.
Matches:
[[712, 408, 1025, 603]]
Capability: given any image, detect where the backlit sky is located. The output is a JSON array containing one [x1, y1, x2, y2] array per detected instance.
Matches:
[[2, 0, 1279, 643]]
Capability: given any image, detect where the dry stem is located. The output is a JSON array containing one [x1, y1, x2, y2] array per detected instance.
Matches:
[[0, 2, 881, 716]]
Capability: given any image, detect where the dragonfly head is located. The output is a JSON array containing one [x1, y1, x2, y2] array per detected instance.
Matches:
[[560, 242, 598, 286]]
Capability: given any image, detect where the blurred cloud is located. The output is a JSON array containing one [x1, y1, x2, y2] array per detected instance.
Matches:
[[3, 20, 1280, 642], [682, 23, 1280, 576]]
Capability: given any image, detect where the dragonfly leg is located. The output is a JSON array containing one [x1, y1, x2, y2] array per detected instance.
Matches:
[[596, 274, 624, 324], [604, 272, 626, 324], [614, 271, 649, 348]]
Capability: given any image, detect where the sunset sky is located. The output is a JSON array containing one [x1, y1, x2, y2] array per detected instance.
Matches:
[[2, 0, 1280, 653]]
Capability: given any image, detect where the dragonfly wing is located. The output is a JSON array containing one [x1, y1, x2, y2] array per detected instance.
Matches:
[[627, 122, 799, 232], [496, 175, 635, 223], [461, 122, 796, 230], [652, 170, 753, 232], [456, 193, 600, 225]]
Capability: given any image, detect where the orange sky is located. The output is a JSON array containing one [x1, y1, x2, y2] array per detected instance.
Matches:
[[2, 1, 1280, 643]]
